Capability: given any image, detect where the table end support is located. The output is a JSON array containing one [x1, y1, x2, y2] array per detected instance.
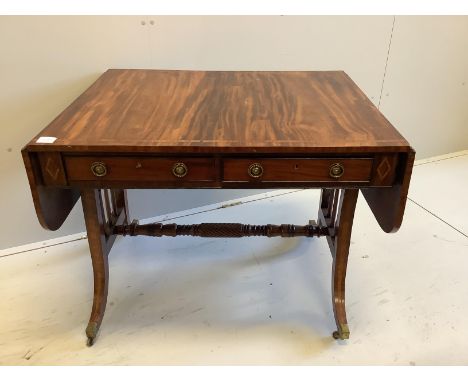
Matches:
[[319, 188, 359, 341], [81, 188, 129, 346]]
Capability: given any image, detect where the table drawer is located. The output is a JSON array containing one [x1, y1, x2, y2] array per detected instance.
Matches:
[[223, 158, 373, 182], [65, 156, 216, 182]]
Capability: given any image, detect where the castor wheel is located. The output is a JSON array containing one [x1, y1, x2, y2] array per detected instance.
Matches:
[[332, 324, 350, 340], [86, 322, 99, 347]]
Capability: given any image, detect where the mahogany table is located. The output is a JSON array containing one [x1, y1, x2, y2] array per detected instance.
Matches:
[[22, 69, 415, 346]]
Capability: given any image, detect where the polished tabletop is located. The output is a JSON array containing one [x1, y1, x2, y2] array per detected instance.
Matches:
[[26, 69, 410, 154], [21, 70, 416, 345]]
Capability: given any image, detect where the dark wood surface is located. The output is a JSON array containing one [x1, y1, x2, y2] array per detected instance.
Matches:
[[21, 69, 415, 344], [81, 189, 111, 347], [22, 69, 415, 232], [22, 150, 80, 230], [114, 221, 329, 238], [25, 69, 411, 154], [81, 188, 128, 346], [65, 156, 217, 182], [223, 157, 373, 182], [318, 188, 359, 340], [362, 150, 415, 232]]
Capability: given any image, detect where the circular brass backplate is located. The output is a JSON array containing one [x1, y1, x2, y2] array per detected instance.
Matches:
[[329, 163, 344, 178], [172, 162, 188, 178], [248, 163, 264, 178], [90, 162, 107, 177]]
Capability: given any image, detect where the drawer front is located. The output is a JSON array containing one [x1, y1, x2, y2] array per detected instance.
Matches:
[[65, 156, 216, 182], [223, 158, 373, 182]]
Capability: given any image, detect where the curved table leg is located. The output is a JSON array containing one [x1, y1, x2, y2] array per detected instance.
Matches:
[[81, 189, 128, 346], [81, 189, 109, 346], [319, 188, 359, 340]]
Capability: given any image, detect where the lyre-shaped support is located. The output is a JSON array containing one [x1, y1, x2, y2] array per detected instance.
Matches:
[[80, 187, 358, 345], [319, 188, 359, 340], [81, 188, 129, 346]]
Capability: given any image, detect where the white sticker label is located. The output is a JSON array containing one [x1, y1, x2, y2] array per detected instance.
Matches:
[[36, 136, 57, 144]]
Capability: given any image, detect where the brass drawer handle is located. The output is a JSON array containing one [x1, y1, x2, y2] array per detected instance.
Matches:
[[91, 162, 107, 177], [172, 162, 188, 178], [248, 163, 263, 178], [329, 163, 344, 178]]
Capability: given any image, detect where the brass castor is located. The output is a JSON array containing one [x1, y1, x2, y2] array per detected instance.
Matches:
[[86, 321, 99, 347], [332, 324, 350, 340]]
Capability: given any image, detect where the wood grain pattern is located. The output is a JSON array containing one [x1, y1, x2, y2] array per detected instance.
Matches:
[[223, 158, 373, 182], [81, 189, 110, 346], [362, 150, 416, 233], [65, 156, 216, 182], [330, 189, 359, 341], [20, 69, 416, 346], [37, 152, 67, 186], [21, 69, 415, 233], [318, 188, 359, 340], [80, 188, 128, 346], [21, 150, 80, 230], [24, 69, 411, 154], [369, 154, 398, 186]]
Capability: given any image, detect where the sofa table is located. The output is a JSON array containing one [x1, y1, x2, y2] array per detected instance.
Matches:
[[22, 69, 415, 346]]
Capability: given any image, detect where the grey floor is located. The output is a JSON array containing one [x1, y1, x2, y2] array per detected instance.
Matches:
[[1, 151, 467, 365]]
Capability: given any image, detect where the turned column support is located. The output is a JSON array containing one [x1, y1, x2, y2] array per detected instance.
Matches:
[[114, 221, 329, 238]]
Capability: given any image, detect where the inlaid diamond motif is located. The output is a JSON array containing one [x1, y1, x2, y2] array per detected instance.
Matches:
[[377, 157, 392, 180], [45, 157, 60, 180]]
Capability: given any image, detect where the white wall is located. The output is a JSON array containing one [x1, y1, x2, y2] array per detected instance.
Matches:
[[1, 16, 467, 249], [379, 16, 468, 158]]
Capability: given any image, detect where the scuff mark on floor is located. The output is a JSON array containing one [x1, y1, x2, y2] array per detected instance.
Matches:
[[23, 346, 44, 361], [189, 307, 204, 315], [160, 306, 185, 320], [374, 289, 388, 297]]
